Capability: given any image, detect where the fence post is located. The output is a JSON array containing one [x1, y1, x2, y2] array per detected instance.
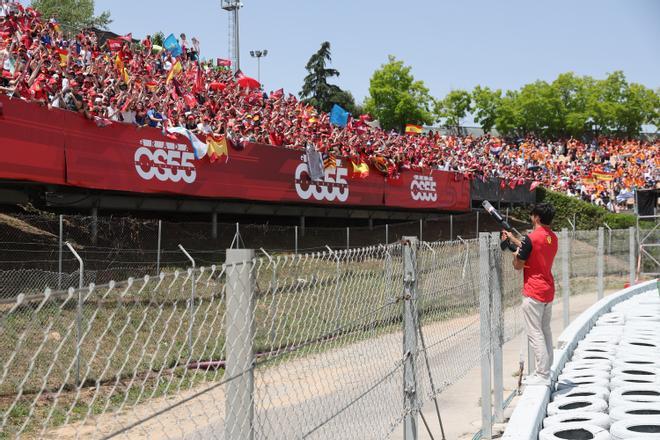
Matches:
[[402, 236, 418, 440], [212, 211, 218, 240], [561, 228, 570, 329], [419, 219, 423, 242], [478, 232, 492, 439], [476, 211, 480, 238], [346, 227, 350, 250], [65, 242, 84, 387], [156, 220, 162, 275], [58, 214, 63, 290], [449, 215, 453, 241], [629, 226, 635, 286], [386, 224, 389, 246], [597, 227, 604, 299], [225, 248, 255, 440], [294, 226, 298, 254], [91, 206, 98, 245], [178, 245, 196, 357], [489, 232, 504, 423]]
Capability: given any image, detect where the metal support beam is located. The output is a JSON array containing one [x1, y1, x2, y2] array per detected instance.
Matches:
[[402, 236, 419, 440], [597, 227, 604, 299], [478, 233, 492, 439]]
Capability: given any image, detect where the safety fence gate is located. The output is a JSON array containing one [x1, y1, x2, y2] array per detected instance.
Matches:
[[0, 229, 635, 439]]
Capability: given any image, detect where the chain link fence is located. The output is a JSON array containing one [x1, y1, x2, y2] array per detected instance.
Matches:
[[0, 220, 640, 439]]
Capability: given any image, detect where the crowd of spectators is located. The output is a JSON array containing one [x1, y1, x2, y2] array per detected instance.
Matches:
[[1, 1, 657, 212]]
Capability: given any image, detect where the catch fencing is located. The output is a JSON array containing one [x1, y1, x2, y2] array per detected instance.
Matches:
[[0, 228, 636, 439]]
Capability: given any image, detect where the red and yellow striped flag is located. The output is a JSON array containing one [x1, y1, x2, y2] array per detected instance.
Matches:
[[405, 124, 423, 135], [166, 60, 182, 85]]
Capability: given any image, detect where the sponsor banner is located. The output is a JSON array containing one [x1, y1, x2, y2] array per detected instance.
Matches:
[[0, 95, 66, 185], [384, 171, 471, 211], [1, 96, 471, 211]]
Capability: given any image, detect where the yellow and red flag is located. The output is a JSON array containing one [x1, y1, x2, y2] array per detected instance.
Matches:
[[57, 48, 68, 67], [351, 160, 369, 179], [592, 171, 614, 182], [207, 136, 229, 163], [166, 60, 182, 85], [405, 124, 423, 135]]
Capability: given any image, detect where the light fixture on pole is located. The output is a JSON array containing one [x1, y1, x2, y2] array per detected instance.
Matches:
[[249, 49, 268, 83], [221, 0, 243, 74]]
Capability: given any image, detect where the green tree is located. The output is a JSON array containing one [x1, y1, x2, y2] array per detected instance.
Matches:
[[31, 0, 111, 31], [495, 90, 522, 136], [152, 31, 165, 47], [551, 72, 591, 136], [299, 42, 345, 113], [515, 80, 563, 137], [364, 55, 434, 131], [327, 89, 362, 115], [616, 82, 659, 136], [470, 86, 501, 133], [436, 89, 472, 133]]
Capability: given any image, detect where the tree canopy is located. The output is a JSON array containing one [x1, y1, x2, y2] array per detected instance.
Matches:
[[299, 42, 356, 114], [465, 71, 658, 138], [436, 89, 472, 133], [31, 0, 111, 31], [364, 56, 434, 132]]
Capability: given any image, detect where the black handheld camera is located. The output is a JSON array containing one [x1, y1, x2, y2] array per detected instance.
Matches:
[[481, 201, 521, 252]]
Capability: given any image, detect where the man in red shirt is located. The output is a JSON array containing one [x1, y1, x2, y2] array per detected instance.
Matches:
[[502, 203, 558, 385]]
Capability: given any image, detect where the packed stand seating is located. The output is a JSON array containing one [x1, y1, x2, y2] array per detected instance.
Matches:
[[0, 1, 657, 212]]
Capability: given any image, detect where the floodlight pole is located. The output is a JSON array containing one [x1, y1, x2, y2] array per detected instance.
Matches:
[[221, 1, 242, 73]]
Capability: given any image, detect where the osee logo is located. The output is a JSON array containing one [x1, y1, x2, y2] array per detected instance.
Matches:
[[294, 158, 349, 202], [410, 175, 437, 202], [134, 139, 196, 183]]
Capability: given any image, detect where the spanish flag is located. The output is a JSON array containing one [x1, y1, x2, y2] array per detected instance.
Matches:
[[351, 160, 369, 179], [592, 172, 614, 182], [207, 136, 229, 163], [57, 49, 68, 67], [166, 60, 182, 85], [405, 124, 423, 135], [115, 54, 130, 84]]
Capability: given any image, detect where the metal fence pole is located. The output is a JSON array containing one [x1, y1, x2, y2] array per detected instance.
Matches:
[[419, 219, 423, 242], [476, 211, 480, 238], [629, 226, 635, 286], [449, 215, 453, 241], [604, 223, 612, 256], [65, 242, 84, 387], [402, 236, 418, 440], [561, 228, 570, 329], [156, 220, 162, 275], [58, 214, 63, 290], [294, 225, 298, 254], [478, 232, 492, 439], [212, 211, 218, 240], [489, 232, 503, 423], [225, 248, 255, 440], [386, 224, 389, 246], [346, 227, 350, 250], [178, 245, 196, 357], [597, 227, 604, 299]]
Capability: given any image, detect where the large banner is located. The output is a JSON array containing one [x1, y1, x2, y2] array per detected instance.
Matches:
[[0, 96, 470, 212], [0, 96, 66, 185]]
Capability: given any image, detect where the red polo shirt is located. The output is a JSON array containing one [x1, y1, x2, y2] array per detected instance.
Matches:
[[520, 226, 558, 303]]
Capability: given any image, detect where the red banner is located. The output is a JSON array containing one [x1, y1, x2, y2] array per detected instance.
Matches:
[[0, 96, 470, 212], [0, 96, 66, 185]]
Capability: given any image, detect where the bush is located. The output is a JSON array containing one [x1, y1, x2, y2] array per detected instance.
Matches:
[[510, 187, 637, 230]]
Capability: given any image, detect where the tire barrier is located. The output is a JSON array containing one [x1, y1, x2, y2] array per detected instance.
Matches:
[[609, 402, 660, 423], [543, 412, 611, 429], [535, 289, 660, 440], [539, 423, 611, 440], [610, 419, 660, 440], [547, 396, 609, 416], [552, 385, 610, 403]]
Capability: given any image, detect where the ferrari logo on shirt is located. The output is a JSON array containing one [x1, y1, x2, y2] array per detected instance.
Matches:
[[546, 236, 552, 244]]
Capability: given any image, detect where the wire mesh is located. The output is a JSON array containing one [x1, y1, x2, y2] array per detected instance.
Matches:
[[0, 224, 635, 439]]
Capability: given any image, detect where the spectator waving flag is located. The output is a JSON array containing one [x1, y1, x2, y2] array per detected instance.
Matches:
[[166, 126, 208, 159], [305, 144, 324, 181], [163, 34, 183, 57], [329, 104, 349, 127]]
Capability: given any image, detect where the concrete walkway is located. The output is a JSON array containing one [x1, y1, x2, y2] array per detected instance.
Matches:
[[392, 288, 621, 440]]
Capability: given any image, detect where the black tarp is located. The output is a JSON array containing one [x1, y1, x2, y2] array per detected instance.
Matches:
[[637, 189, 659, 216], [471, 177, 536, 204]]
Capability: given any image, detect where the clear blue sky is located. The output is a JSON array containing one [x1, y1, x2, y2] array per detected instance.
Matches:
[[35, 0, 660, 102]]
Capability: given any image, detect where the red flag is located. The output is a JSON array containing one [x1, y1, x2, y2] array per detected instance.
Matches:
[[118, 33, 133, 42], [107, 39, 123, 52], [193, 65, 204, 93], [530, 181, 541, 191], [270, 88, 284, 99], [217, 58, 232, 67], [183, 93, 198, 108]]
